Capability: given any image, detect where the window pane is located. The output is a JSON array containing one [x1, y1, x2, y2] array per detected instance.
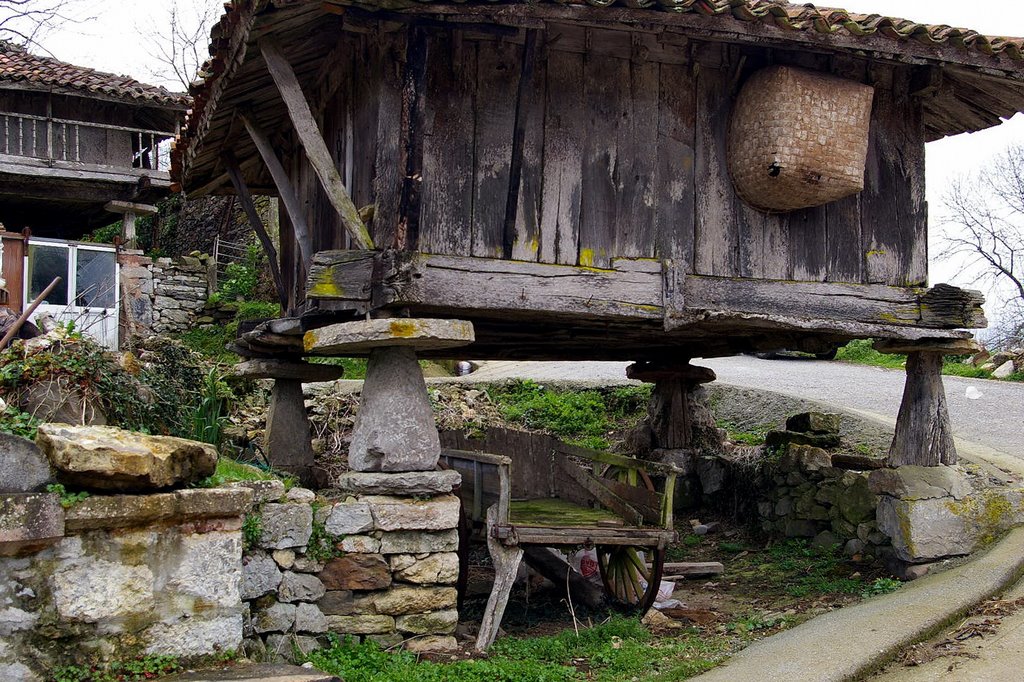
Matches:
[[27, 244, 68, 305], [76, 249, 116, 309]]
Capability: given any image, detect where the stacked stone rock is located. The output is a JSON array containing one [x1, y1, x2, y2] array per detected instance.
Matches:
[[150, 255, 210, 333], [238, 471, 463, 661]]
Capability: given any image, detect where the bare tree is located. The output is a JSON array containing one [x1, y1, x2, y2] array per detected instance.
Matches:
[[143, 0, 218, 92], [0, 0, 91, 47], [940, 145, 1024, 347]]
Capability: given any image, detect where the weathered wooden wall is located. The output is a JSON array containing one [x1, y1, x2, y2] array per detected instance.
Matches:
[[287, 20, 928, 294]]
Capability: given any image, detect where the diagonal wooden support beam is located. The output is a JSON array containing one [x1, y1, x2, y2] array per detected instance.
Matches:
[[260, 38, 374, 251], [223, 152, 288, 312], [240, 113, 313, 268]]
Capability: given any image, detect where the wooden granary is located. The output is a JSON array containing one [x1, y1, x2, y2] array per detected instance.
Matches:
[[177, 2, 1024, 473]]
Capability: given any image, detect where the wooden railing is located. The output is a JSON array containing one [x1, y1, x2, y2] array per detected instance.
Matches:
[[0, 111, 174, 171]]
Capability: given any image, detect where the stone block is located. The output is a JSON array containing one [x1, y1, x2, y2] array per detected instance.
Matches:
[[993, 360, 1015, 379], [339, 535, 381, 553], [405, 636, 459, 653], [227, 479, 286, 505], [286, 488, 316, 503], [37, 424, 218, 492], [292, 556, 324, 573], [295, 602, 328, 634], [783, 519, 817, 538], [165, 530, 240, 608], [254, 602, 297, 633], [0, 433, 52, 492], [318, 590, 355, 616], [379, 529, 459, 555], [0, 493, 63, 554], [766, 430, 841, 450], [375, 586, 458, 615], [52, 556, 154, 622], [265, 380, 315, 483], [241, 552, 283, 600], [781, 445, 832, 473], [390, 553, 460, 585], [395, 609, 459, 635], [323, 501, 373, 536], [327, 614, 396, 635], [143, 614, 243, 657], [259, 503, 313, 550], [336, 470, 462, 496], [305, 318, 475, 354], [877, 496, 978, 562], [320, 555, 392, 591], [348, 346, 441, 473], [266, 634, 321, 663], [278, 572, 326, 602], [837, 476, 877, 525], [868, 465, 972, 501], [273, 549, 296, 569], [65, 488, 252, 531], [786, 412, 841, 435], [365, 494, 460, 531]]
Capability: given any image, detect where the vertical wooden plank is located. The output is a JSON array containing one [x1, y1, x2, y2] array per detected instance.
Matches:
[[862, 66, 928, 285], [654, 62, 696, 270], [788, 206, 828, 281], [472, 38, 521, 259], [374, 27, 411, 250], [580, 48, 629, 268], [510, 34, 546, 262], [694, 45, 739, 276], [352, 33, 380, 215], [419, 29, 477, 256], [826, 55, 867, 284], [614, 41, 659, 259], [538, 48, 584, 265]]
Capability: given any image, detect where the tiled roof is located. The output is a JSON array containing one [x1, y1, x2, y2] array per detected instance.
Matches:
[[0, 41, 189, 107]]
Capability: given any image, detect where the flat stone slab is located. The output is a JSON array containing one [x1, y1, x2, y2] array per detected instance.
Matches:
[[234, 359, 345, 382], [335, 470, 461, 495], [0, 492, 64, 554], [873, 338, 981, 355], [304, 318, 474, 355], [64, 488, 253, 531], [37, 423, 218, 492], [0, 432, 53, 492], [163, 664, 339, 681]]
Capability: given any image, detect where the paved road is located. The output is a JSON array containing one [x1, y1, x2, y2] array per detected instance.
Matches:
[[463, 357, 1024, 460]]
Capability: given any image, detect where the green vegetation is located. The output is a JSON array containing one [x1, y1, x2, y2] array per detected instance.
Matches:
[[0, 331, 208, 440], [487, 380, 651, 450], [179, 300, 281, 365], [307, 355, 368, 379], [188, 369, 231, 446], [0, 404, 41, 439], [306, 501, 343, 563], [716, 419, 773, 446], [198, 457, 281, 488], [46, 483, 90, 509], [52, 654, 181, 682], [861, 577, 902, 598], [735, 539, 864, 598], [836, 339, 1021, 381], [726, 612, 791, 636], [219, 244, 263, 301], [306, 617, 730, 682], [242, 513, 263, 551]]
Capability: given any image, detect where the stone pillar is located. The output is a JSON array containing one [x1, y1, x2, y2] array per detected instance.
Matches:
[[875, 339, 978, 468], [265, 379, 317, 484]]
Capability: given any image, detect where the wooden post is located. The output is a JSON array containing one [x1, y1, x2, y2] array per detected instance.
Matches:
[[259, 38, 374, 251], [626, 361, 718, 451], [476, 505, 523, 651], [122, 212, 137, 249], [223, 152, 288, 311], [888, 351, 957, 467], [241, 114, 314, 268]]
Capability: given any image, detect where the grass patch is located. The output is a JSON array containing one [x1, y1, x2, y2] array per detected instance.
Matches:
[[197, 457, 281, 488], [52, 654, 181, 681], [835, 339, 1022, 382], [732, 539, 864, 598], [716, 419, 772, 446], [306, 617, 730, 682], [487, 380, 650, 450]]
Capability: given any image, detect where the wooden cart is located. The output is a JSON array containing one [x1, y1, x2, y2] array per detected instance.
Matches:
[[439, 428, 680, 649]]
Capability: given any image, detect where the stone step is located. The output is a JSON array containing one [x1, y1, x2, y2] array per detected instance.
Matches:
[[164, 663, 339, 682]]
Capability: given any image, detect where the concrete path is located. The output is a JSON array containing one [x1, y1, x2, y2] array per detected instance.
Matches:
[[693, 527, 1024, 682], [869, 579, 1024, 681]]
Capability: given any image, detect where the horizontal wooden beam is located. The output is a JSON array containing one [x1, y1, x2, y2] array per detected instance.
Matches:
[[305, 251, 987, 336], [104, 201, 158, 216]]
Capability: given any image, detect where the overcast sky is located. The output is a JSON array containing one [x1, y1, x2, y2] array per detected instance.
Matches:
[[27, 0, 1024, 315]]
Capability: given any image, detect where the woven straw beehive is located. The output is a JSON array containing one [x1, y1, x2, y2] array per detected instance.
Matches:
[[728, 65, 875, 213]]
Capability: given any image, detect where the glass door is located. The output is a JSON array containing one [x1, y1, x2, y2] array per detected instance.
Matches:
[[25, 240, 119, 350]]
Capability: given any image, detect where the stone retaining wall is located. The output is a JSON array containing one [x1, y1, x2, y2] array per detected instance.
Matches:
[[119, 252, 212, 340], [0, 488, 251, 681], [237, 470, 462, 662]]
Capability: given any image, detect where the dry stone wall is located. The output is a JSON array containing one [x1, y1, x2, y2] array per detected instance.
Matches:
[[237, 470, 462, 662], [118, 251, 212, 341]]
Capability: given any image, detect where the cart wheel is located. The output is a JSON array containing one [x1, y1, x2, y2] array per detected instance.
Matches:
[[596, 544, 665, 612]]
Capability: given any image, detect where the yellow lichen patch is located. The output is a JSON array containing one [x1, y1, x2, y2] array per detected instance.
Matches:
[[308, 271, 343, 298], [579, 249, 595, 268], [389, 319, 422, 338], [303, 330, 318, 352]]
